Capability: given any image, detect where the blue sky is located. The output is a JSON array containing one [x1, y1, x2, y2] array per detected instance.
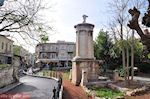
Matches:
[[58, 0, 109, 27]]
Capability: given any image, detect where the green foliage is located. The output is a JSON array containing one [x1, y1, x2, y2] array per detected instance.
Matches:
[[40, 33, 49, 43], [65, 70, 70, 79], [0, 64, 8, 68], [94, 29, 113, 64], [86, 93, 91, 97], [94, 29, 149, 71], [13, 49, 20, 55], [89, 89, 124, 98], [112, 38, 147, 66], [148, 53, 150, 59], [117, 66, 131, 77]]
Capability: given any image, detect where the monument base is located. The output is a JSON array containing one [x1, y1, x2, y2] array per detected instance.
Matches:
[[71, 58, 99, 86]]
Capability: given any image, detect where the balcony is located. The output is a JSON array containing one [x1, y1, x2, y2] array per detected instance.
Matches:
[[39, 49, 59, 53], [5, 50, 12, 54]]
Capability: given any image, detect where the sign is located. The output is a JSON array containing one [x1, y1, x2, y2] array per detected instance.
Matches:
[[0, 0, 5, 6]]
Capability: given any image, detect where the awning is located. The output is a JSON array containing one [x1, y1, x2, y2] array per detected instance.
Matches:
[[36, 59, 59, 63]]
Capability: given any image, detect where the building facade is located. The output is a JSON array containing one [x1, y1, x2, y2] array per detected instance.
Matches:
[[0, 35, 13, 64], [35, 41, 75, 68], [13, 45, 35, 67]]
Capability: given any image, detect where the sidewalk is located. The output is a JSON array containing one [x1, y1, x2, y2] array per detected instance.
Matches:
[[0, 82, 22, 93], [63, 79, 92, 99]]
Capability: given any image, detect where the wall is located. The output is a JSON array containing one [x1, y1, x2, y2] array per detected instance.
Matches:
[[0, 35, 13, 54], [0, 56, 21, 88], [71, 60, 99, 85], [0, 66, 14, 88]]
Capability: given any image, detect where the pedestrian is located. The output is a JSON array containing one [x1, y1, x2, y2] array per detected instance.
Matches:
[[53, 87, 57, 99]]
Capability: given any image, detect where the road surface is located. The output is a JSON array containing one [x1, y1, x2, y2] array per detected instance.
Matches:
[[6, 76, 58, 99]]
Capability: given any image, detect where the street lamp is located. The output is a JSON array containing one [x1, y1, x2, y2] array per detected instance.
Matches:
[[0, 0, 5, 6]]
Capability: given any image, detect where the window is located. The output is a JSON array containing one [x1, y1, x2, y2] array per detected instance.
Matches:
[[2, 42, 4, 49], [10, 45, 11, 51], [42, 53, 45, 58], [61, 45, 65, 49], [52, 54, 54, 58], [6, 43, 8, 51], [42, 46, 45, 51]]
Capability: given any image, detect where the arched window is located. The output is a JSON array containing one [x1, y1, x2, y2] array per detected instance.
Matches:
[[2, 42, 4, 49]]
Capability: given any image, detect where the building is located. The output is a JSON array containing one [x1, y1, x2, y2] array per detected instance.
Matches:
[[13, 45, 35, 66], [35, 41, 75, 68], [0, 34, 13, 64], [27, 53, 36, 67], [13, 45, 29, 58]]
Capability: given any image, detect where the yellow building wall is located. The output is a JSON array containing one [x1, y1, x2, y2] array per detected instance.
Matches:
[[0, 36, 13, 54]]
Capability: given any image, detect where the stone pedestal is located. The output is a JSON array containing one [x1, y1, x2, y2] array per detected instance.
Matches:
[[69, 69, 72, 81], [72, 59, 99, 85], [80, 68, 88, 86], [114, 70, 119, 82]]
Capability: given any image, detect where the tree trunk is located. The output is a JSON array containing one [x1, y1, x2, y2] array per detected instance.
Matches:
[[131, 30, 135, 81], [121, 24, 127, 80], [126, 35, 129, 80]]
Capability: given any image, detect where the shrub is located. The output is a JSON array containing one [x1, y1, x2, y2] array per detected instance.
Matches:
[[135, 62, 150, 73], [0, 64, 8, 68], [89, 88, 124, 98]]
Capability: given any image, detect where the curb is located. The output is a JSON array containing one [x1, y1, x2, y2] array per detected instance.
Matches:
[[0, 82, 22, 93], [25, 73, 59, 81], [26, 73, 63, 99]]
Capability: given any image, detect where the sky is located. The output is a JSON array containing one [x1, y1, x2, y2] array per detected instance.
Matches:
[[8, 0, 148, 53], [2, 0, 148, 53], [45, 0, 110, 43], [20, 0, 111, 53], [2, 0, 111, 53]]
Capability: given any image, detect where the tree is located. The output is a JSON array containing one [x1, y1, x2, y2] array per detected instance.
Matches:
[[94, 29, 113, 66], [108, 0, 130, 80], [0, 0, 52, 44], [109, 0, 147, 81], [128, 0, 150, 52], [40, 33, 49, 43], [131, 30, 135, 80]]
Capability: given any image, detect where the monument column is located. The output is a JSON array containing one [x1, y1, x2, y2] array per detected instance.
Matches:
[[73, 15, 95, 60], [71, 15, 99, 85]]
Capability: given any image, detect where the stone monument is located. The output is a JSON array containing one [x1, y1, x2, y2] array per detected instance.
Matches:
[[71, 15, 99, 86]]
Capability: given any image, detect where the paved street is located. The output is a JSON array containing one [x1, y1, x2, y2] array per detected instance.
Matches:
[[6, 76, 58, 99], [134, 76, 150, 85]]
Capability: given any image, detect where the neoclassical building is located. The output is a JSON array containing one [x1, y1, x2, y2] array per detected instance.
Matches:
[[0, 34, 13, 64], [35, 41, 75, 68]]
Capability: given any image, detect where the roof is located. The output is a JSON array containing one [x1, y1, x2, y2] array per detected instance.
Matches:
[[0, 34, 14, 42], [36, 41, 75, 47]]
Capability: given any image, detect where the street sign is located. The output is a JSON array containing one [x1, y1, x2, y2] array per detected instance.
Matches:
[[0, 0, 5, 6]]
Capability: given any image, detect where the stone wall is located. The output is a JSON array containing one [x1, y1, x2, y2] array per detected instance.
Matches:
[[0, 66, 14, 88], [72, 59, 99, 85], [0, 55, 21, 88]]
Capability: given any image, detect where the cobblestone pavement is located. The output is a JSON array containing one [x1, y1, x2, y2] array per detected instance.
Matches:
[[6, 76, 58, 99]]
